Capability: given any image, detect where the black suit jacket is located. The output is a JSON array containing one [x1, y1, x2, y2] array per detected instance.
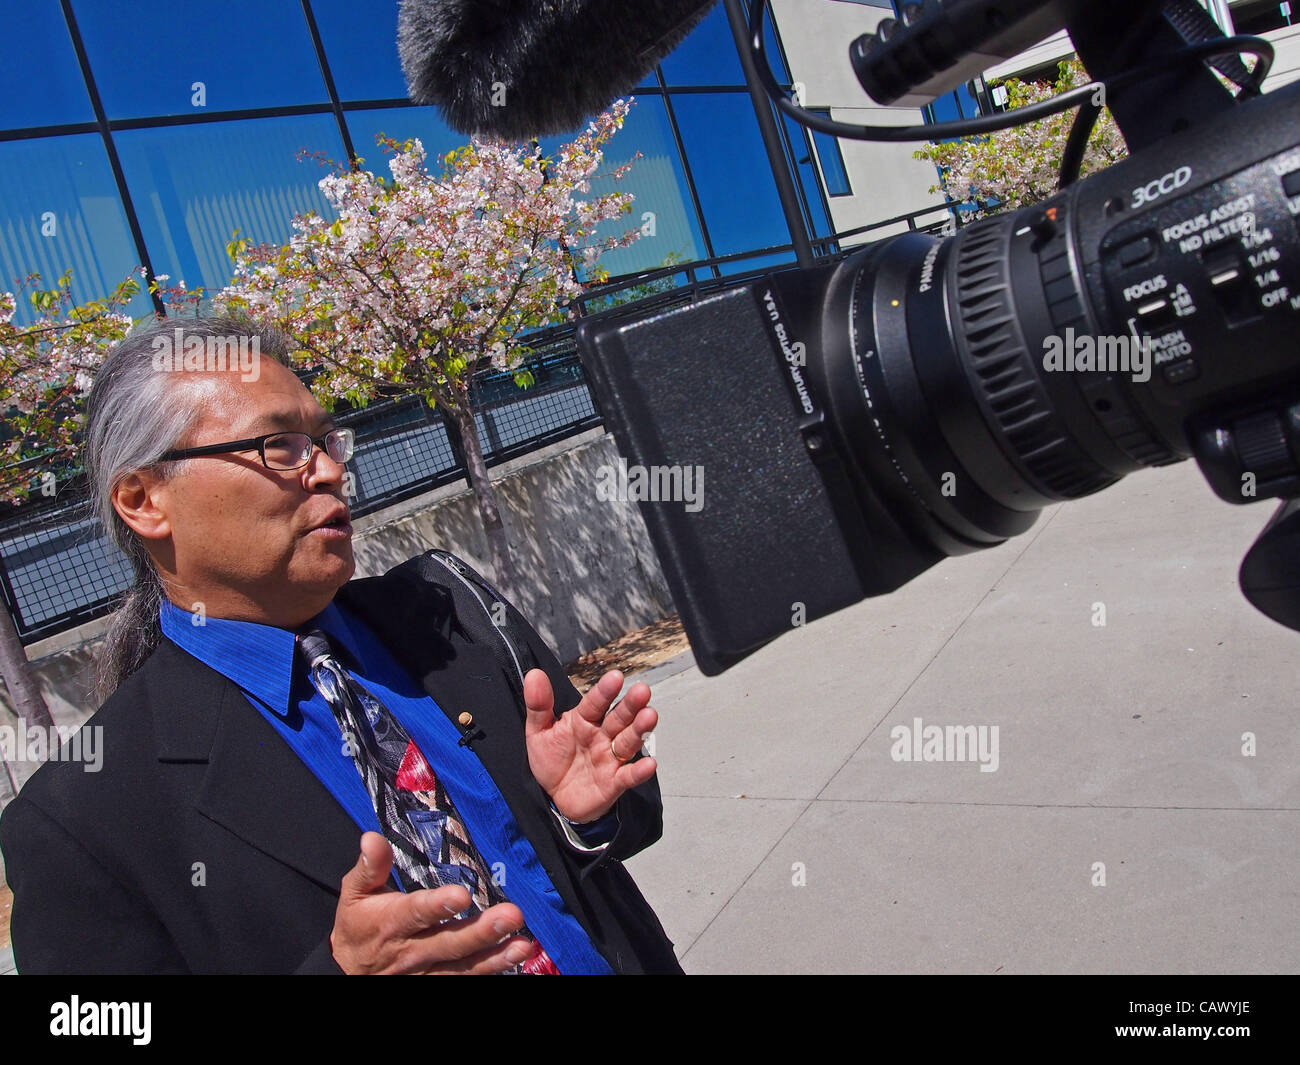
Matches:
[[0, 553, 682, 974]]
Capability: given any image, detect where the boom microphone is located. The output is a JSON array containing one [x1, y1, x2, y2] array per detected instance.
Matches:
[[397, 0, 719, 140]]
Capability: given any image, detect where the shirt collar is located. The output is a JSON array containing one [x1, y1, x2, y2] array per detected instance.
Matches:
[[159, 596, 358, 718]]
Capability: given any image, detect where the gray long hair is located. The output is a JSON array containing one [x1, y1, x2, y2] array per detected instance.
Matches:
[[84, 314, 292, 702]]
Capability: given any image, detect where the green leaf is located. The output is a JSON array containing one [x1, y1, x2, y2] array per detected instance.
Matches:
[[226, 227, 251, 262]]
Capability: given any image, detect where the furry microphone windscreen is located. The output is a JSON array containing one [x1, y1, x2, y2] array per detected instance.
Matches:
[[398, 0, 720, 140]]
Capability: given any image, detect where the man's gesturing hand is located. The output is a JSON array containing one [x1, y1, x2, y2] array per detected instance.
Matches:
[[329, 833, 534, 974], [524, 668, 658, 825]]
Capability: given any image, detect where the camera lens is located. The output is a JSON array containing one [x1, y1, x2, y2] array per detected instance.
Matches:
[[809, 199, 1176, 561]]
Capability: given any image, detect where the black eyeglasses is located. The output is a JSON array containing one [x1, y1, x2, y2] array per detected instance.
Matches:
[[159, 428, 356, 471]]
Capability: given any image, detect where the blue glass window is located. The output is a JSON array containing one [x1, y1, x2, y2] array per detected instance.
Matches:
[[807, 117, 852, 198], [928, 83, 982, 125], [311, 0, 409, 102], [928, 92, 960, 125], [659, 0, 791, 87], [958, 82, 981, 119], [659, 3, 747, 87], [760, 1, 793, 84], [780, 111, 834, 237], [70, 0, 327, 119], [345, 106, 465, 167], [0, 135, 147, 327], [668, 93, 790, 260], [114, 115, 346, 297], [539, 97, 707, 281], [0, 1, 93, 131]]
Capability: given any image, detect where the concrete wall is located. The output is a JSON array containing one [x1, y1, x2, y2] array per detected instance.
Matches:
[[1258, 24, 1300, 88], [0, 428, 674, 804]]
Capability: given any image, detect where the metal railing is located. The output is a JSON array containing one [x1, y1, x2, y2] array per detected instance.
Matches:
[[0, 351, 603, 643]]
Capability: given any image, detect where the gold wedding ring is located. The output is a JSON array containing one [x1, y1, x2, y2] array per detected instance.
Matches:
[[611, 738, 632, 764]]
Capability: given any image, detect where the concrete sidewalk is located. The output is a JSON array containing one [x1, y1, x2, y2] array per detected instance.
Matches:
[[622, 460, 1300, 973]]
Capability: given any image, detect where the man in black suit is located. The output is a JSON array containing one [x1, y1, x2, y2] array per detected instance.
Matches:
[[0, 316, 679, 974]]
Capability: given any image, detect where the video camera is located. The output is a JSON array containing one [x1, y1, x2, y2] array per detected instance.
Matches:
[[575, 0, 1300, 674]]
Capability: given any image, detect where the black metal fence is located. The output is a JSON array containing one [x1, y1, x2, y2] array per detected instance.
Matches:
[[0, 203, 960, 645], [0, 348, 602, 644]]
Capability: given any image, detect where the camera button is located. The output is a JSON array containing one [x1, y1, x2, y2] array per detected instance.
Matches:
[[1118, 235, 1157, 267]]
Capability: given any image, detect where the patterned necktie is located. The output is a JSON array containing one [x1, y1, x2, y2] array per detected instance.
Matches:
[[296, 629, 558, 974]]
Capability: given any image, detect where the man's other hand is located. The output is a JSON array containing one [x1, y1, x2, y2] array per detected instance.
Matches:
[[524, 668, 658, 825], [329, 833, 534, 974]]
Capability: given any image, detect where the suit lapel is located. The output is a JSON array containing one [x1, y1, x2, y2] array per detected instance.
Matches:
[[335, 571, 533, 776], [148, 639, 360, 891]]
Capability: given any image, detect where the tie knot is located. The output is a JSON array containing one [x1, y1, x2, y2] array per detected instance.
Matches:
[[299, 627, 364, 676], [297, 628, 336, 670]]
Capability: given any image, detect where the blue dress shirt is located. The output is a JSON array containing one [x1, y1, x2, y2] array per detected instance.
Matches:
[[158, 596, 614, 975]]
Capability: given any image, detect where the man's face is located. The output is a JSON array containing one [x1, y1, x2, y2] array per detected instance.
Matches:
[[141, 358, 355, 627]]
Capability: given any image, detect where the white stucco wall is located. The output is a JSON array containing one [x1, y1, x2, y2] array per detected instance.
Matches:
[[769, 0, 954, 244]]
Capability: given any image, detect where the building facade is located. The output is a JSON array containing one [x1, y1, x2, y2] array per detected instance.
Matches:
[[4, 2, 1291, 325], [0, 0, 868, 330]]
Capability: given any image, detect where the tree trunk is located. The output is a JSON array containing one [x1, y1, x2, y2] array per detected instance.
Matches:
[[451, 404, 517, 599], [0, 597, 53, 730]]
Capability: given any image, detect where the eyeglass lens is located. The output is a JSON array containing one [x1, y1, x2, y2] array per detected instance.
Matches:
[[262, 430, 354, 469]]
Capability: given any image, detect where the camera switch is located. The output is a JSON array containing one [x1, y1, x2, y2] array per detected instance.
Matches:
[[1118, 235, 1157, 267], [1136, 297, 1174, 327], [1200, 244, 1258, 326]]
